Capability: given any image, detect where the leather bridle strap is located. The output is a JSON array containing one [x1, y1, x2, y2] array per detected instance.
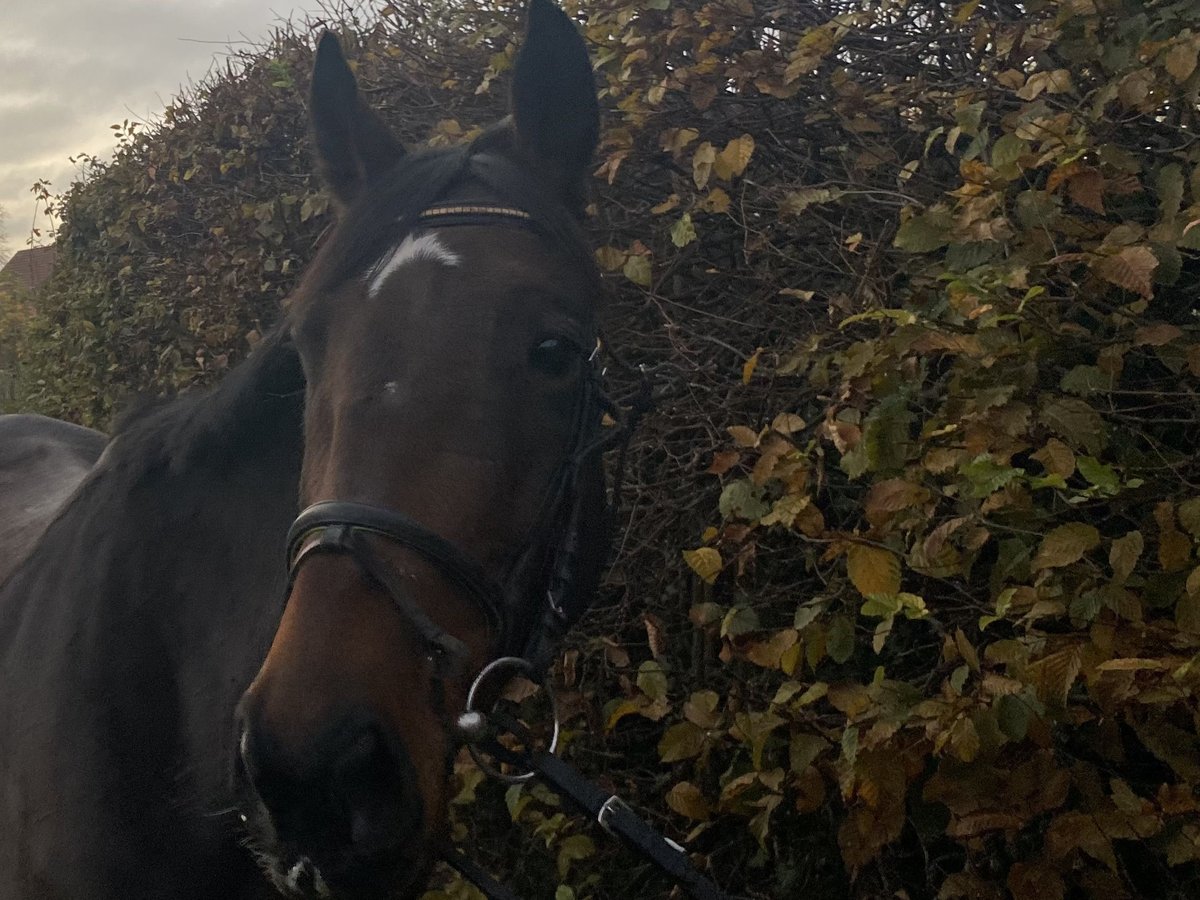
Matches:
[[286, 501, 508, 665]]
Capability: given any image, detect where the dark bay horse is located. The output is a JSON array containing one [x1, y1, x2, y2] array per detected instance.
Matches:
[[0, 2, 610, 897], [0, 414, 105, 584]]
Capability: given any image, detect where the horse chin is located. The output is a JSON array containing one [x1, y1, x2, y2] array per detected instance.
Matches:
[[255, 846, 436, 900]]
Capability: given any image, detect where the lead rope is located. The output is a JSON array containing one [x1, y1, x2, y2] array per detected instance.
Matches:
[[453, 710, 732, 900]]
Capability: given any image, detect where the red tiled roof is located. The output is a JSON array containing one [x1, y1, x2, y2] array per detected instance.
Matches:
[[0, 246, 57, 293]]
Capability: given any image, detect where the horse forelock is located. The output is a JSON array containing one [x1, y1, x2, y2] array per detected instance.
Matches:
[[292, 130, 601, 319]]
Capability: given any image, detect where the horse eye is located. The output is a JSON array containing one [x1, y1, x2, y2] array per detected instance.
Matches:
[[529, 338, 578, 378]]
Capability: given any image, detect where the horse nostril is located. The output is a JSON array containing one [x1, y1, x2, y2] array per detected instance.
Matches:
[[334, 724, 422, 854]]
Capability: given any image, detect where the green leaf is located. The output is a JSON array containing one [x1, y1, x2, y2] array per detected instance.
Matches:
[[1157, 163, 1185, 224], [862, 394, 913, 472], [637, 660, 669, 701], [959, 454, 1023, 498], [719, 479, 770, 520], [556, 834, 595, 880], [991, 133, 1027, 172], [1077, 456, 1119, 492], [1060, 365, 1111, 395], [1069, 589, 1103, 624], [827, 615, 855, 664], [894, 207, 953, 252], [949, 664, 969, 693], [789, 732, 827, 773], [996, 692, 1036, 742], [721, 605, 760, 637]]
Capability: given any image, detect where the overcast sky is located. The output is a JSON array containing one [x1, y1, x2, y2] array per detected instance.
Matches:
[[0, 0, 332, 253]]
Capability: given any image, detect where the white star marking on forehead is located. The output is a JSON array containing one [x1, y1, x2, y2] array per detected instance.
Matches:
[[367, 232, 461, 298]]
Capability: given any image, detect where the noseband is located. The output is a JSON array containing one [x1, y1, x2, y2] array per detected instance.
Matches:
[[283, 203, 636, 679]]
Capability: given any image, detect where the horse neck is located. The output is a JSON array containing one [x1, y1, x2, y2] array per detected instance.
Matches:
[[1, 335, 306, 822]]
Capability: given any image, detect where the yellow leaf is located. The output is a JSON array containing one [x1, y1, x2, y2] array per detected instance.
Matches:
[[682, 547, 722, 584], [658, 721, 707, 762], [593, 245, 626, 271], [650, 193, 680, 215], [847, 544, 901, 596], [701, 188, 731, 213], [665, 782, 712, 821], [744, 629, 799, 669], [659, 127, 699, 158], [741, 347, 762, 384], [948, 716, 980, 762], [952, 0, 981, 24], [1032, 523, 1100, 570], [692, 141, 716, 189], [770, 412, 806, 434], [713, 134, 755, 181], [622, 254, 652, 287]]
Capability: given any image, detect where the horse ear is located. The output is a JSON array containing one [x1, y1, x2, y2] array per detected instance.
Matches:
[[510, 0, 599, 213], [309, 32, 404, 208]]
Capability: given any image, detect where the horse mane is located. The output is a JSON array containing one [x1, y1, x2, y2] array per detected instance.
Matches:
[[107, 327, 305, 479]]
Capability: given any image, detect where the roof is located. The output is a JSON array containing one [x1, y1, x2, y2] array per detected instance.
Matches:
[[0, 246, 57, 293]]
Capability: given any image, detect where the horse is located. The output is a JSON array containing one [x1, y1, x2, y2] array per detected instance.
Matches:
[[0, 414, 106, 585], [0, 2, 612, 896]]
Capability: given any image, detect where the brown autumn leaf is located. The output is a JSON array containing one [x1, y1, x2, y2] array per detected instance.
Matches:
[[1008, 862, 1066, 900], [863, 478, 927, 527], [643, 612, 667, 659], [1026, 645, 1083, 707], [707, 450, 741, 476], [1134, 323, 1183, 346], [692, 141, 717, 189], [1033, 523, 1101, 570], [1032, 438, 1075, 477], [1093, 245, 1158, 299], [1164, 38, 1200, 82], [1067, 169, 1105, 215], [1109, 531, 1144, 584], [727, 425, 760, 448]]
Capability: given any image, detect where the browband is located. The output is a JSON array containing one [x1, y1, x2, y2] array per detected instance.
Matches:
[[417, 204, 535, 229]]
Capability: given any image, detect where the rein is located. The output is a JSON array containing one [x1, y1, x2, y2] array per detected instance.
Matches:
[[282, 203, 725, 899]]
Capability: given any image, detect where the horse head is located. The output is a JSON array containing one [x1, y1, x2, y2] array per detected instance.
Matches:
[[235, 2, 609, 895]]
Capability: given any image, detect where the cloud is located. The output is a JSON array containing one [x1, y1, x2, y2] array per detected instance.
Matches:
[[0, 0, 322, 249]]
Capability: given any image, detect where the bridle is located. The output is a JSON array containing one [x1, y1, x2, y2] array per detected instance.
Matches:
[[282, 202, 639, 683], [277, 202, 727, 900]]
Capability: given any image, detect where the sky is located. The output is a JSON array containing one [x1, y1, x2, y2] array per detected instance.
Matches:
[[0, 0, 332, 255]]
